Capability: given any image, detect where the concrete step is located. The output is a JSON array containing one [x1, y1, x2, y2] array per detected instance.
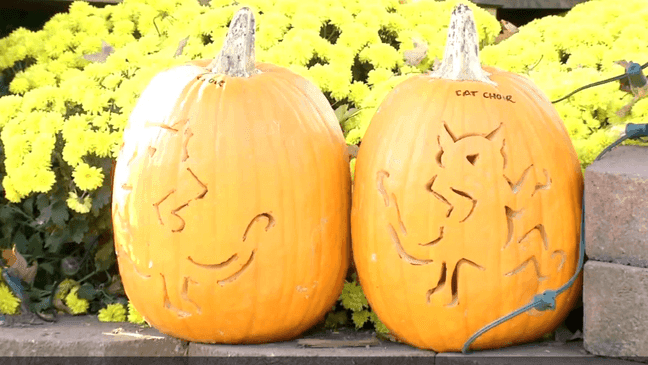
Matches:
[[0, 314, 642, 364]]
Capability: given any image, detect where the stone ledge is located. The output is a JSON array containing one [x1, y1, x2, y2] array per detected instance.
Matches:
[[437, 340, 638, 365], [585, 145, 648, 268], [0, 315, 186, 356], [0, 314, 643, 364], [188, 328, 433, 357]]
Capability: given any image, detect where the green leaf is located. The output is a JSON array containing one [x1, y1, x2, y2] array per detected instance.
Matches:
[[36, 194, 50, 211], [51, 200, 69, 227], [13, 231, 28, 253], [69, 217, 89, 243], [340, 280, 368, 312], [334, 104, 349, 122], [45, 230, 70, 253], [91, 184, 112, 216], [335, 104, 362, 124], [98, 157, 114, 173], [31, 299, 51, 313], [0, 236, 12, 250], [34, 205, 52, 226], [370, 312, 390, 334], [324, 311, 348, 329], [352, 310, 371, 329], [0, 205, 13, 221], [105, 274, 124, 295], [344, 108, 359, 120], [115, 296, 128, 306], [40, 262, 54, 275], [94, 240, 115, 272], [27, 233, 43, 257], [0, 222, 16, 242], [77, 283, 99, 300], [22, 196, 35, 216]]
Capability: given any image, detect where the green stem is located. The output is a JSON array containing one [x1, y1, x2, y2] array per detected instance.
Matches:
[[428, 4, 495, 86], [77, 269, 100, 284], [209, 7, 257, 77]]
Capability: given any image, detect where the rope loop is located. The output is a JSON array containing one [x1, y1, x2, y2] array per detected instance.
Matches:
[[532, 290, 557, 311]]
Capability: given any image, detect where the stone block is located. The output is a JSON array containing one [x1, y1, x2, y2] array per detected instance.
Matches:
[[583, 260, 648, 357], [585, 146, 648, 267]]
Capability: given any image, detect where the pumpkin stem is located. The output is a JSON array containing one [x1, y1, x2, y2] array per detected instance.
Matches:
[[209, 7, 258, 77], [428, 4, 496, 86]]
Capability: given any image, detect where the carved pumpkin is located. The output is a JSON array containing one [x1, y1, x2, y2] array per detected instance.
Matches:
[[111, 8, 350, 343], [351, 5, 583, 352]]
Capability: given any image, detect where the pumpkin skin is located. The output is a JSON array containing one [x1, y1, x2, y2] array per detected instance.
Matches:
[[111, 29, 350, 342], [351, 6, 582, 352]]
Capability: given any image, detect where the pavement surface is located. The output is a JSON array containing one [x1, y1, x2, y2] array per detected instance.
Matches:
[[0, 315, 645, 364]]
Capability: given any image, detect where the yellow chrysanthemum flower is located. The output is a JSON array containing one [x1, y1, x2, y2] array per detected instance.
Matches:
[[82, 91, 110, 115], [366, 68, 394, 87], [0, 282, 21, 315], [6, 166, 36, 198], [98, 303, 127, 322], [62, 142, 88, 168], [68, 0, 96, 17], [27, 65, 57, 89], [32, 169, 56, 194], [93, 131, 117, 158], [72, 163, 104, 191], [127, 302, 147, 325], [56, 279, 78, 300], [9, 76, 31, 95], [64, 287, 90, 315], [67, 191, 92, 214], [113, 20, 136, 36], [0, 95, 23, 127], [348, 82, 371, 106], [101, 73, 122, 90]]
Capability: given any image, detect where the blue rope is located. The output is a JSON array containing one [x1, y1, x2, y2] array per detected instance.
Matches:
[[461, 122, 648, 354]]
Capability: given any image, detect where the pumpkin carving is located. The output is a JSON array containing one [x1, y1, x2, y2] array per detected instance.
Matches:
[[351, 4, 583, 352], [111, 8, 350, 343]]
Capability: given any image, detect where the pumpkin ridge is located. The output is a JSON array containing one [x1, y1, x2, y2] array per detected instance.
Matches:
[[252, 67, 349, 336], [259, 75, 318, 328]]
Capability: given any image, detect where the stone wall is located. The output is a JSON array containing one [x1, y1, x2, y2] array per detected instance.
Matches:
[[583, 145, 648, 357]]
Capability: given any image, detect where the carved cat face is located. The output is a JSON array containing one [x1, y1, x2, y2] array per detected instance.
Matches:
[[437, 123, 505, 175]]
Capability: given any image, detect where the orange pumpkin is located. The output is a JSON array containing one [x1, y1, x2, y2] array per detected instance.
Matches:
[[111, 8, 350, 343], [351, 5, 583, 352]]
